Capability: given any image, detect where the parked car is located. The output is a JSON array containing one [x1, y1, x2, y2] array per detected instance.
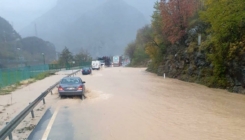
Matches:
[[82, 67, 92, 75], [58, 77, 86, 99]]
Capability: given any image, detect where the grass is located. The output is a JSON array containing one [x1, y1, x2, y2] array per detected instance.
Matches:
[[34, 72, 54, 80]]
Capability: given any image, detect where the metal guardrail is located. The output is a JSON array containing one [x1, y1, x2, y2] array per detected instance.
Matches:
[[0, 69, 80, 140]]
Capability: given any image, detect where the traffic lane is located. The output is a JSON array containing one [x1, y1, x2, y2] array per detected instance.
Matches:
[[70, 68, 245, 140], [28, 102, 76, 140], [29, 67, 180, 140], [69, 68, 178, 140], [47, 105, 74, 140], [28, 108, 53, 140], [29, 68, 245, 140], [28, 68, 146, 140]]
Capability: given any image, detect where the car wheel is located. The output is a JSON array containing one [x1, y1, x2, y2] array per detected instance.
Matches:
[[81, 93, 86, 100], [80, 94, 84, 100]]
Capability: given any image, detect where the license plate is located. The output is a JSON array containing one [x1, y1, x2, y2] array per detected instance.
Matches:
[[67, 87, 74, 90]]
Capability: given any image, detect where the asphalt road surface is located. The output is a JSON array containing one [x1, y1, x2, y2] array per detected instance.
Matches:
[[28, 67, 245, 140]]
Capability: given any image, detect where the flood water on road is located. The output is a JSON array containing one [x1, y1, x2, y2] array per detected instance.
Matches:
[[58, 67, 245, 140]]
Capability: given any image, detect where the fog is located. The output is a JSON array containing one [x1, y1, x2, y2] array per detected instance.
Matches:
[[0, 0, 57, 31], [0, 0, 157, 56]]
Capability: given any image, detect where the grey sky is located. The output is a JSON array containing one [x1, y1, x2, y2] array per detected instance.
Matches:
[[0, 0, 57, 31], [0, 0, 156, 32]]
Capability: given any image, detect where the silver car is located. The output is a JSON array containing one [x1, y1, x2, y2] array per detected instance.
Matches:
[[58, 77, 86, 99]]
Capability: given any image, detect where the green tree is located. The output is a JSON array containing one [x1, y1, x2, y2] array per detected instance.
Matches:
[[124, 26, 151, 66], [200, 0, 245, 87], [125, 41, 137, 60], [59, 47, 73, 67], [74, 49, 92, 65], [145, 2, 166, 72]]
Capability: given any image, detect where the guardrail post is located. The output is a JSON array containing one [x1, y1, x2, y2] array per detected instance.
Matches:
[[50, 90, 53, 95], [43, 98, 46, 104], [29, 103, 35, 118], [6, 122, 13, 140]]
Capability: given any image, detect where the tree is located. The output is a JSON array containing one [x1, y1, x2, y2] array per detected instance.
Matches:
[[74, 49, 92, 65], [58, 47, 73, 66], [125, 41, 137, 60], [200, 0, 245, 87], [145, 2, 166, 72], [124, 26, 151, 66], [160, 0, 199, 44]]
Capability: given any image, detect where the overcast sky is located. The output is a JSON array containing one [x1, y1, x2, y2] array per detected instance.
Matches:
[[0, 0, 57, 31]]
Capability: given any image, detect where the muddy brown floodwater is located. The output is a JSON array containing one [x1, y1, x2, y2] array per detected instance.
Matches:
[[54, 67, 245, 140]]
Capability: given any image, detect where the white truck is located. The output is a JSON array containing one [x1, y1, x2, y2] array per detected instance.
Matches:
[[91, 60, 101, 70], [112, 56, 122, 67]]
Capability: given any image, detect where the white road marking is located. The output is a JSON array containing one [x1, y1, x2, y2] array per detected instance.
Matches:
[[41, 106, 60, 140]]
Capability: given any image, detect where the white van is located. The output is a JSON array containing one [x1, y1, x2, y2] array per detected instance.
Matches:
[[91, 60, 101, 70]]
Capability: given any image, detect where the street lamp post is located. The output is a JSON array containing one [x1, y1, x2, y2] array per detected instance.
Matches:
[[42, 53, 45, 65]]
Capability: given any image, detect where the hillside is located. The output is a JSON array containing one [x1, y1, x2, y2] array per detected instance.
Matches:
[[64, 0, 147, 56], [0, 17, 21, 42], [126, 1, 245, 93], [20, 0, 148, 56], [0, 16, 56, 68], [20, 0, 107, 48]]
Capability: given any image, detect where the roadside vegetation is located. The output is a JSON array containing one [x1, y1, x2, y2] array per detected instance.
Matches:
[[51, 47, 92, 69], [125, 0, 245, 92], [34, 72, 54, 80]]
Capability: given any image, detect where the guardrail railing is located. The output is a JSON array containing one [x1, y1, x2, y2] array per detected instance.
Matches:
[[0, 69, 80, 140]]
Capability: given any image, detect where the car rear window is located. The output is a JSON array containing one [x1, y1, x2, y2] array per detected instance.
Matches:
[[61, 78, 80, 84]]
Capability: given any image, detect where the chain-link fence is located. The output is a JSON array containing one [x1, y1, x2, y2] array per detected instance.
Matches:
[[0, 64, 49, 88], [49, 62, 91, 70], [0, 62, 91, 89]]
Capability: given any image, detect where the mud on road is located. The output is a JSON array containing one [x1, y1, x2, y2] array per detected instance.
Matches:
[[50, 67, 245, 140], [0, 70, 75, 140]]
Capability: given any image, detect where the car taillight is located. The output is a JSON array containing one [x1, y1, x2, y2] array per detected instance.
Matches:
[[58, 86, 64, 91], [77, 86, 83, 90]]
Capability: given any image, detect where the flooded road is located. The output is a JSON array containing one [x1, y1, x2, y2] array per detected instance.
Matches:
[[33, 67, 245, 140]]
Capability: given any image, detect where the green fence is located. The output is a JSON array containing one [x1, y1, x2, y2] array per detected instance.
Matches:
[[0, 62, 92, 89], [49, 62, 91, 70], [0, 64, 49, 89]]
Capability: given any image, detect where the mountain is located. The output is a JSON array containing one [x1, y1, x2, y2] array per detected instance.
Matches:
[[20, 0, 107, 46], [16, 37, 56, 64], [0, 16, 21, 42], [63, 0, 147, 56], [0, 16, 56, 68], [20, 0, 148, 56]]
